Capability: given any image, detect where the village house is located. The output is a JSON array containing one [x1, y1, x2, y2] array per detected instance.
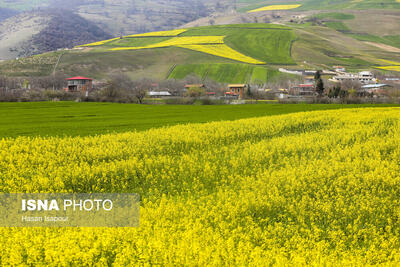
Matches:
[[333, 66, 346, 73], [289, 84, 315, 96], [227, 84, 248, 99], [361, 84, 392, 94], [330, 71, 377, 84], [66, 76, 93, 95], [184, 84, 206, 90]]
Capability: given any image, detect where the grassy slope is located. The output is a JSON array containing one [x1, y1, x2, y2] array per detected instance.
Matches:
[[311, 11, 400, 49], [169, 63, 281, 84], [0, 102, 398, 138], [291, 23, 400, 71], [238, 0, 400, 12], [0, 24, 297, 83], [1, 20, 399, 81]]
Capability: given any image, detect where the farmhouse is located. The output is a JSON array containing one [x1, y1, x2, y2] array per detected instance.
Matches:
[[66, 77, 93, 93], [330, 71, 377, 84], [228, 84, 248, 99], [333, 66, 346, 72], [361, 84, 392, 94], [289, 84, 315, 96]]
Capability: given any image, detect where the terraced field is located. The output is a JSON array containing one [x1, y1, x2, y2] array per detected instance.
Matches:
[[79, 24, 295, 65]]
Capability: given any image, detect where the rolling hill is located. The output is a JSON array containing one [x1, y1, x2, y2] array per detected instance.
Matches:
[[0, 9, 112, 60], [238, 0, 400, 12], [0, 19, 399, 84]]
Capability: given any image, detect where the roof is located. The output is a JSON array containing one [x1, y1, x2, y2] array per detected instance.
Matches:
[[228, 84, 247, 88], [361, 84, 390, 89], [66, 76, 93, 81], [148, 91, 172, 96], [185, 84, 204, 88], [298, 84, 314, 88], [359, 71, 372, 75]]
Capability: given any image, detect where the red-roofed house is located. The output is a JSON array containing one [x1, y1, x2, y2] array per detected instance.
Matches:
[[66, 76, 93, 93]]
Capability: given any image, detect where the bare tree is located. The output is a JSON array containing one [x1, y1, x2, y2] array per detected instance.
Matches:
[[131, 78, 151, 104]]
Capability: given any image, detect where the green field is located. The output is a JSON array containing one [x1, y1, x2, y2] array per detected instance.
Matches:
[[168, 63, 281, 84], [96, 24, 296, 65], [0, 102, 399, 138], [0, 24, 299, 83], [314, 12, 355, 20], [238, 0, 400, 12]]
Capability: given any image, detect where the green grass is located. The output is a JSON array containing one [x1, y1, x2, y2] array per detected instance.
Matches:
[[224, 29, 296, 64], [168, 63, 280, 83], [348, 33, 400, 48], [238, 0, 400, 12], [324, 21, 350, 32], [314, 12, 355, 20], [0, 102, 399, 138], [104, 37, 171, 47]]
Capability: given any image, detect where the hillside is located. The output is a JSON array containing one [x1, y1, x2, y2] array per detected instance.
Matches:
[[0, 19, 399, 84], [0, 0, 398, 61], [0, 9, 112, 59], [238, 0, 400, 12]]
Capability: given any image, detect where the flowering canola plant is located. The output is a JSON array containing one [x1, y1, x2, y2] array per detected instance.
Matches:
[[109, 36, 225, 50], [109, 36, 265, 64], [376, 66, 400, 72], [248, 4, 302, 13], [76, 38, 121, 47], [1, 108, 400, 265], [125, 29, 187, 37], [177, 44, 266, 64]]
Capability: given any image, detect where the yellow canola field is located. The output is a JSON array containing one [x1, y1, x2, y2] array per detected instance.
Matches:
[[1, 108, 400, 265], [110, 36, 225, 51], [177, 44, 266, 64], [125, 29, 187, 37], [377, 66, 400, 72], [248, 4, 302, 13], [76, 37, 121, 47], [379, 59, 400, 66]]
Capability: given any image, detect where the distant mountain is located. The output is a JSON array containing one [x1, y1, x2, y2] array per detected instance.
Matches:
[[0, 7, 17, 21], [0, 9, 112, 59]]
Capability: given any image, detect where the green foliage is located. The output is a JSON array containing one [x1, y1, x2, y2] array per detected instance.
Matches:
[[0, 102, 397, 138]]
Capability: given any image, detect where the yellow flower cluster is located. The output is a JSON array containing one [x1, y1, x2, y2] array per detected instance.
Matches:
[[110, 36, 225, 51], [125, 29, 187, 37], [76, 37, 121, 47], [178, 44, 266, 64], [1, 108, 400, 265], [377, 66, 400, 72], [248, 4, 302, 13], [379, 59, 400, 66]]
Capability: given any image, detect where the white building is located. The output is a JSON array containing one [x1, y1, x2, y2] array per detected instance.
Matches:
[[330, 71, 377, 84], [148, 91, 172, 97]]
